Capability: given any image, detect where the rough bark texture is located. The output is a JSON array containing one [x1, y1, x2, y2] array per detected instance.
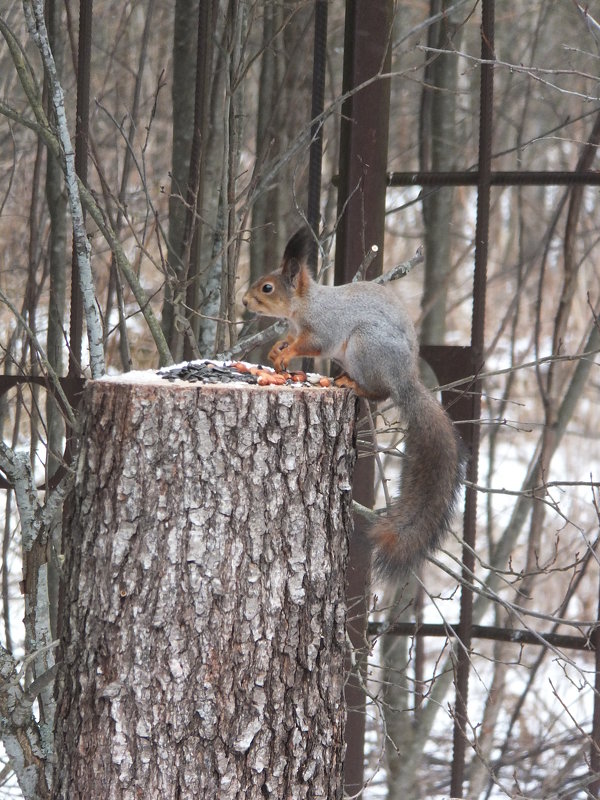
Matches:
[[54, 378, 357, 800]]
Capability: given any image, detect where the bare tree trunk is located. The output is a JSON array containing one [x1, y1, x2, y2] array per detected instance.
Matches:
[[419, 0, 464, 345], [249, 0, 284, 280], [44, 0, 67, 645], [54, 378, 357, 799], [162, 0, 198, 356]]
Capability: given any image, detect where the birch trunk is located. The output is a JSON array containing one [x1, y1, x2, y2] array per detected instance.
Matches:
[[54, 377, 357, 799]]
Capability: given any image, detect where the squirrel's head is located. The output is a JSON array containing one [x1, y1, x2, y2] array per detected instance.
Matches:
[[242, 227, 315, 318]]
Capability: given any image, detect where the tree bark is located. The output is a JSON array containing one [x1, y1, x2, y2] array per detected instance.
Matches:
[[54, 377, 357, 799]]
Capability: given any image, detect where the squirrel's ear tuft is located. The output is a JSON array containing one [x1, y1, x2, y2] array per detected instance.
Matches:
[[282, 227, 313, 265], [282, 257, 302, 288]]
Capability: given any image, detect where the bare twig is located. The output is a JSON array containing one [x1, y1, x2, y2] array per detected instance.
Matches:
[[0, 289, 78, 431], [352, 244, 379, 282], [376, 246, 425, 284]]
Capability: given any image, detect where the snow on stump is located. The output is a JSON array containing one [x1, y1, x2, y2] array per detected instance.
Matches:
[[54, 373, 358, 800]]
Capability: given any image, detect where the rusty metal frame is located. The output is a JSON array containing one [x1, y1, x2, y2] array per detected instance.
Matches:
[[331, 0, 478, 795], [368, 620, 596, 653], [333, 2, 393, 794], [389, 170, 600, 186], [332, 0, 600, 798]]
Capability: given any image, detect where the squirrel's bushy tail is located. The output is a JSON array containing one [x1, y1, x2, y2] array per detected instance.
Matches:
[[369, 384, 465, 579]]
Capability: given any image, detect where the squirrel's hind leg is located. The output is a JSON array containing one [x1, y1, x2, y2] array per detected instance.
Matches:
[[334, 373, 368, 395], [340, 331, 394, 401]]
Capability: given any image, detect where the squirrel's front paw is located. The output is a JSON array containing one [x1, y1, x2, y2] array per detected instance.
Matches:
[[268, 340, 290, 371]]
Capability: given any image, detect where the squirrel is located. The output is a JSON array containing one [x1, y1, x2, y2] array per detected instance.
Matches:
[[242, 227, 465, 579]]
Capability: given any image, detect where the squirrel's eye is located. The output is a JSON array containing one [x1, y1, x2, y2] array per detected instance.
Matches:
[[262, 283, 274, 294]]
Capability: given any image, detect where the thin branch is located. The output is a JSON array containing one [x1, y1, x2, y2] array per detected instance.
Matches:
[[0, 289, 78, 431], [218, 319, 288, 361], [352, 245, 379, 282], [376, 247, 425, 284], [418, 44, 600, 102], [438, 346, 600, 394], [76, 179, 174, 367]]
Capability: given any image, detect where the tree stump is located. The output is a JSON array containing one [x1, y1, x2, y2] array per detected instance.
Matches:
[[54, 376, 358, 800]]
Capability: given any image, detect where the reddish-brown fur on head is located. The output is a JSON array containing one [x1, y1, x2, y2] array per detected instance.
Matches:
[[282, 258, 311, 299], [243, 226, 315, 315]]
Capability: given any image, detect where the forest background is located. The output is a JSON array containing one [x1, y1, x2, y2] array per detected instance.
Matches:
[[1, 0, 600, 798]]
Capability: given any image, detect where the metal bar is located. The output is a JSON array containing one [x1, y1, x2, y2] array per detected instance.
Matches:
[[388, 170, 600, 186], [368, 621, 595, 652], [334, 0, 392, 282], [450, 2, 494, 796], [420, 345, 477, 449], [335, 1, 393, 795]]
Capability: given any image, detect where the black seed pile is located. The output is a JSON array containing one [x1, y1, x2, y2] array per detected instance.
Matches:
[[158, 360, 330, 388], [159, 361, 261, 385]]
